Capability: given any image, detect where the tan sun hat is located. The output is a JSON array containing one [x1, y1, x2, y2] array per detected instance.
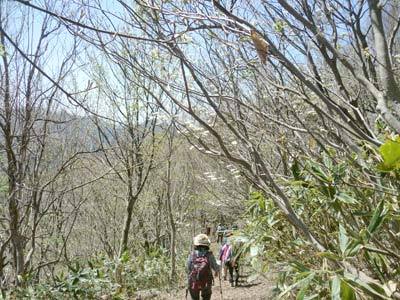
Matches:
[[193, 234, 211, 246]]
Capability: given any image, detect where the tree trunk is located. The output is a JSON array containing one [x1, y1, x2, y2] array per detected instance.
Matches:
[[119, 189, 136, 257], [166, 150, 177, 281]]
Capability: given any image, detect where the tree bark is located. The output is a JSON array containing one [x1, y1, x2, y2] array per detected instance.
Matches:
[[165, 128, 177, 281]]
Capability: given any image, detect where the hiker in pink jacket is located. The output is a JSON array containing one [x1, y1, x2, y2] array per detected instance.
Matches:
[[219, 234, 241, 287], [219, 233, 232, 282]]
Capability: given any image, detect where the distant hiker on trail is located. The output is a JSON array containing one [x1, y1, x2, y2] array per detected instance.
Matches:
[[219, 239, 230, 281], [187, 234, 220, 300], [228, 241, 242, 287], [216, 223, 224, 244], [219, 234, 240, 287]]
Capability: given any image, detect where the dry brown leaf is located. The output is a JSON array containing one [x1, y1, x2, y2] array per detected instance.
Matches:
[[250, 29, 269, 64]]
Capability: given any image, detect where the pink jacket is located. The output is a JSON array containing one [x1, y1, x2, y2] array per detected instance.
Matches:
[[219, 244, 232, 262]]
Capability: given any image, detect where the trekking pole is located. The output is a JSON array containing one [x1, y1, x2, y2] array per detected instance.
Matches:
[[218, 272, 223, 300]]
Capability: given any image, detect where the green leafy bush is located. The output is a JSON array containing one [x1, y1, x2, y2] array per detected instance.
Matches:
[[12, 247, 182, 299], [241, 143, 400, 299]]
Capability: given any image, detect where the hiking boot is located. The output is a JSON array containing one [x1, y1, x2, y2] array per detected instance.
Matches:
[[230, 282, 234, 287]]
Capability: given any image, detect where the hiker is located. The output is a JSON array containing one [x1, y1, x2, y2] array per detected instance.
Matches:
[[219, 235, 241, 287], [187, 234, 220, 300], [229, 240, 243, 286], [216, 223, 224, 244], [219, 241, 230, 281], [228, 242, 241, 287]]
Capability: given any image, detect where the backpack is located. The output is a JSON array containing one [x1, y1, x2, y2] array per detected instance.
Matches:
[[188, 251, 213, 291]]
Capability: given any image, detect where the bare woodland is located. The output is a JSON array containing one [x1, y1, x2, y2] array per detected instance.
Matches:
[[1, 0, 400, 299]]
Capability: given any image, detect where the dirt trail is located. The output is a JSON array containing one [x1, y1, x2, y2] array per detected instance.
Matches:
[[163, 272, 274, 300], [158, 242, 275, 300], [157, 269, 274, 300]]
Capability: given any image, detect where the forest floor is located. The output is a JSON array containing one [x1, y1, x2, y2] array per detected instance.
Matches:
[[153, 242, 276, 300]]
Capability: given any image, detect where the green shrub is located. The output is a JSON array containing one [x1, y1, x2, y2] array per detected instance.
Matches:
[[241, 143, 400, 299], [12, 247, 183, 299]]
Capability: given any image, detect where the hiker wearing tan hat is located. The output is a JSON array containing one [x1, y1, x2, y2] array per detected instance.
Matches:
[[186, 234, 220, 300]]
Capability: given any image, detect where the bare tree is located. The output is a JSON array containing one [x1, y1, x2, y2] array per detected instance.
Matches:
[[0, 1, 93, 289], [7, 0, 400, 297], [87, 48, 161, 256]]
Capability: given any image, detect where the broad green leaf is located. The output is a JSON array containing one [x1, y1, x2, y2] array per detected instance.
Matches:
[[331, 276, 341, 300], [309, 161, 331, 183], [344, 271, 391, 299], [296, 287, 306, 300], [290, 261, 310, 272], [367, 200, 387, 237], [378, 138, 400, 171], [322, 153, 333, 169], [322, 185, 336, 199], [335, 192, 358, 204], [317, 251, 341, 261], [341, 280, 356, 300], [344, 240, 362, 257], [278, 272, 315, 298], [364, 244, 387, 255], [333, 163, 346, 181]]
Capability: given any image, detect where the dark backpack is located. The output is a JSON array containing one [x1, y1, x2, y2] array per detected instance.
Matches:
[[188, 251, 213, 291]]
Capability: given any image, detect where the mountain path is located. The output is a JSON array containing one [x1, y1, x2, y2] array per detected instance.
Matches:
[[155, 242, 276, 300], [161, 274, 274, 300]]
